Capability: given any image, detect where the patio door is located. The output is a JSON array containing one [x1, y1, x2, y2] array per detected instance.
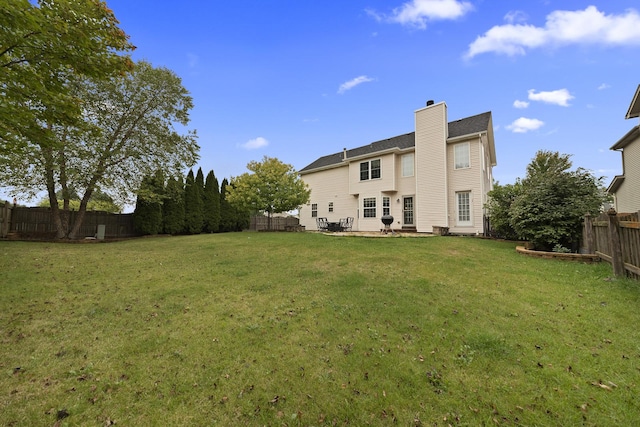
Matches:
[[402, 196, 414, 227]]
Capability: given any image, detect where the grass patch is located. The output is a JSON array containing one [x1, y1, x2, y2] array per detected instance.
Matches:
[[1, 233, 639, 425]]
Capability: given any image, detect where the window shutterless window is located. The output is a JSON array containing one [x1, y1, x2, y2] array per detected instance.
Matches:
[[363, 197, 376, 218], [370, 159, 381, 179], [382, 196, 390, 216], [401, 154, 414, 177], [311, 203, 318, 218], [360, 162, 369, 180], [328, 202, 333, 213], [454, 142, 470, 169], [360, 159, 381, 181]]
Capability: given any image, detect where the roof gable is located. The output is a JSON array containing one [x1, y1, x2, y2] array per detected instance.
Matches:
[[299, 111, 492, 173], [626, 84, 640, 120]]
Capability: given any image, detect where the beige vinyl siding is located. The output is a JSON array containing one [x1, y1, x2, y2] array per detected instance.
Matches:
[[447, 135, 485, 234], [616, 137, 640, 212], [395, 151, 417, 196], [299, 165, 357, 230], [415, 102, 448, 232]]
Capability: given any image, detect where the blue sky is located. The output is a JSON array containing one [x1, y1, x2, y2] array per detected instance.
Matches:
[[5, 0, 640, 205]]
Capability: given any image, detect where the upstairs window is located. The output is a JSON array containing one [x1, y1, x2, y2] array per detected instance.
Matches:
[[371, 159, 381, 179], [401, 154, 414, 177], [360, 159, 381, 180], [454, 142, 470, 169]]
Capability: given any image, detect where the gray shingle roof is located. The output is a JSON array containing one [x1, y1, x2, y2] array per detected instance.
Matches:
[[299, 111, 492, 173]]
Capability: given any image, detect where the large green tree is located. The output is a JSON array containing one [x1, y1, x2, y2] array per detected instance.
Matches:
[[0, 61, 199, 239], [508, 151, 608, 251], [485, 181, 522, 240], [203, 170, 220, 233], [1, 0, 134, 152], [219, 178, 249, 232], [133, 170, 165, 235], [183, 169, 203, 234], [226, 156, 310, 230], [162, 175, 185, 235]]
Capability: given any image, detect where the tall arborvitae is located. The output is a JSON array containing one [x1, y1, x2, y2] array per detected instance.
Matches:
[[203, 170, 220, 233], [162, 175, 185, 234], [133, 170, 164, 235], [195, 167, 206, 232], [184, 168, 204, 234], [219, 178, 250, 232], [219, 178, 235, 232]]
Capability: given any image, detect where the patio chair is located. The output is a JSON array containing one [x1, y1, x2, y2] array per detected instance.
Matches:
[[316, 217, 328, 231], [340, 217, 353, 231]]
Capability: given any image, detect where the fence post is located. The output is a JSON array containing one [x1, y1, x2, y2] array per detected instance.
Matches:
[[0, 202, 8, 238], [607, 208, 625, 277], [583, 213, 593, 254]]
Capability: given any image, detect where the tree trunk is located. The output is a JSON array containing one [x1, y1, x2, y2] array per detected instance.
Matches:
[[68, 188, 94, 239], [43, 148, 69, 239]]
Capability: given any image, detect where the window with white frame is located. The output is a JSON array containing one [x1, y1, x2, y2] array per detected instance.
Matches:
[[328, 202, 333, 213], [382, 196, 390, 216], [363, 197, 376, 218], [454, 142, 470, 169], [360, 159, 381, 181], [401, 153, 414, 177], [371, 159, 381, 179], [456, 191, 471, 225], [311, 203, 318, 218]]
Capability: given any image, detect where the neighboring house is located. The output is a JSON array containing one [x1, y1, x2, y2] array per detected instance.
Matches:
[[298, 101, 497, 234], [608, 84, 640, 213]]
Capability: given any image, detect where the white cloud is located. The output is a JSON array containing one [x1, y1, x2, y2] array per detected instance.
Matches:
[[598, 83, 611, 90], [465, 6, 640, 58], [513, 100, 529, 109], [506, 117, 544, 133], [528, 88, 574, 106], [504, 10, 528, 25], [368, 0, 473, 29], [337, 75, 375, 94], [239, 137, 269, 150]]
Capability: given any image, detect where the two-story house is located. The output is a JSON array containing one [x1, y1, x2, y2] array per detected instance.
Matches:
[[298, 101, 497, 234], [608, 84, 640, 213]]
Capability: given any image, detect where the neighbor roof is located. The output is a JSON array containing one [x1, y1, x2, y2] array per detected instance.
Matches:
[[610, 125, 640, 150], [626, 84, 640, 120], [299, 111, 492, 173]]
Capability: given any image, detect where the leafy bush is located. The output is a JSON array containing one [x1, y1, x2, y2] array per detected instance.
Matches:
[[487, 151, 609, 250]]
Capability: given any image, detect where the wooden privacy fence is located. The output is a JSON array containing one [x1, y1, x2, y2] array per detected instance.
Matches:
[[249, 215, 302, 231], [0, 201, 11, 238], [583, 209, 640, 279], [6, 206, 137, 239]]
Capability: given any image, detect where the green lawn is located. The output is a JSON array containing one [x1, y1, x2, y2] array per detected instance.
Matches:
[[1, 233, 639, 426]]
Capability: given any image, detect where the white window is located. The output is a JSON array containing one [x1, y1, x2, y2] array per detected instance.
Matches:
[[454, 142, 470, 169], [456, 192, 471, 225], [363, 197, 376, 218], [382, 196, 390, 216], [401, 154, 414, 177], [328, 202, 333, 213], [360, 159, 381, 181], [311, 203, 317, 218]]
